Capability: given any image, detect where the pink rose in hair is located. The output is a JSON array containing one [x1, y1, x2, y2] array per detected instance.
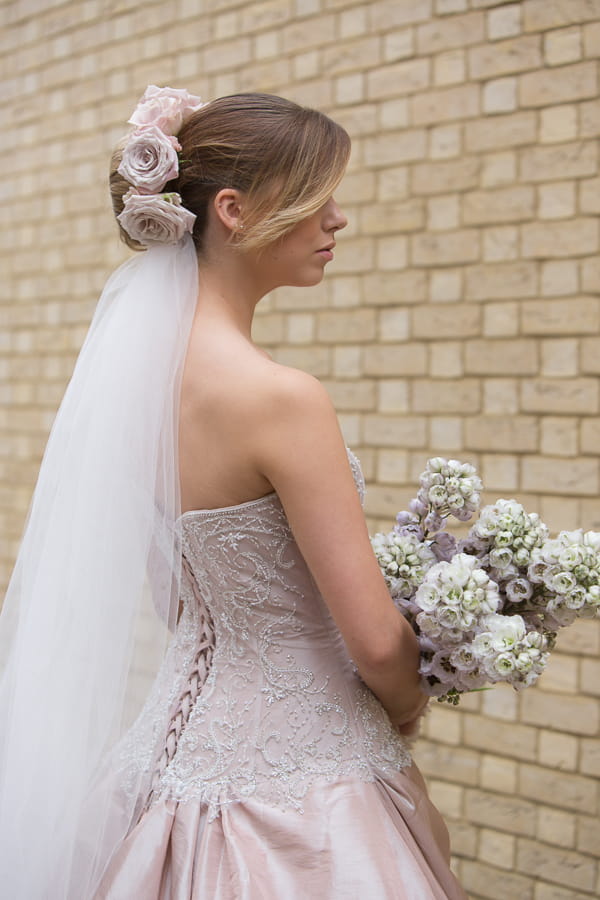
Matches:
[[117, 190, 196, 245], [118, 125, 181, 193], [129, 85, 205, 135]]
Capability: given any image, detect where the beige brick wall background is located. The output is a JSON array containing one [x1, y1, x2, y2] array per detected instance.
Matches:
[[1, 0, 599, 896]]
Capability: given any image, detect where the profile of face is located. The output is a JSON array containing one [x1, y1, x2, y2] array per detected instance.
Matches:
[[259, 196, 348, 289]]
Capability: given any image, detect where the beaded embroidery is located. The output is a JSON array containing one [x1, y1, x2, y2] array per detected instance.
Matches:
[[122, 449, 411, 818]]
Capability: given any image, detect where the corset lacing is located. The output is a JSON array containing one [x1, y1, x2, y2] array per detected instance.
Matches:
[[143, 555, 215, 811]]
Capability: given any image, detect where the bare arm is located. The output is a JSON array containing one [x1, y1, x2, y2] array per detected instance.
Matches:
[[251, 367, 428, 727]]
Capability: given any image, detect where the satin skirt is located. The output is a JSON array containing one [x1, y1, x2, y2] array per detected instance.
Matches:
[[96, 763, 466, 900]]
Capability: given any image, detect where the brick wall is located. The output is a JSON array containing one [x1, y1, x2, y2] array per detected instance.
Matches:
[[1, 1, 599, 897]]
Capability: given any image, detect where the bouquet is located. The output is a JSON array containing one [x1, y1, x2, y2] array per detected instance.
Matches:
[[371, 458, 600, 704]]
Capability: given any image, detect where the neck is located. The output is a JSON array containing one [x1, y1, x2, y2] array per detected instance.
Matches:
[[194, 243, 268, 341]]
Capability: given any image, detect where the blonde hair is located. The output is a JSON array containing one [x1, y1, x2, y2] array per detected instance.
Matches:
[[110, 92, 351, 253]]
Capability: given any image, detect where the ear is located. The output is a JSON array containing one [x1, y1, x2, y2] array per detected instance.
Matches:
[[213, 188, 245, 234]]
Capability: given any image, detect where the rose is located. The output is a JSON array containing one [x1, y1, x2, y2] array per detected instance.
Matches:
[[129, 84, 205, 135], [117, 190, 196, 245], [118, 126, 181, 194]]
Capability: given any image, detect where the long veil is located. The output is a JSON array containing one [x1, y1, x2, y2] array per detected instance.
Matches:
[[0, 235, 198, 898]]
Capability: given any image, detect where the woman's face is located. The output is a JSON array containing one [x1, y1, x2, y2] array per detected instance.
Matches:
[[259, 197, 348, 289]]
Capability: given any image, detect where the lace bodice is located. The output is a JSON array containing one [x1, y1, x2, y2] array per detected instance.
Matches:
[[122, 450, 411, 819]]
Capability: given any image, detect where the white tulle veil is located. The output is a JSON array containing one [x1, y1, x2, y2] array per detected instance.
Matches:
[[0, 235, 199, 898]]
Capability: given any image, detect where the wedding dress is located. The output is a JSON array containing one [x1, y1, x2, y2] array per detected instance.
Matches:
[[95, 449, 466, 899]]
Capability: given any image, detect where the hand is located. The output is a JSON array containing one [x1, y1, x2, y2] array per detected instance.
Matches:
[[394, 695, 430, 736]]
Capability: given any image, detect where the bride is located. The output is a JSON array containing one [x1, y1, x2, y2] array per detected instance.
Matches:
[[0, 87, 466, 899]]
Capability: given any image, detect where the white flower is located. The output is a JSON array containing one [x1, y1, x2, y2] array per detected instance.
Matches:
[[117, 190, 196, 245], [129, 84, 205, 135], [118, 125, 181, 194]]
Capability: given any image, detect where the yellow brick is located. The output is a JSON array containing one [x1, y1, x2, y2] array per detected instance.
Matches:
[[556, 619, 600, 656], [521, 141, 598, 182], [544, 26, 583, 65], [516, 837, 596, 892], [581, 418, 600, 453], [322, 36, 381, 75], [336, 4, 366, 37], [470, 34, 542, 78], [378, 98, 409, 130], [579, 175, 600, 214], [465, 414, 538, 450], [540, 105, 578, 144], [423, 703, 462, 744], [412, 303, 480, 339], [413, 157, 480, 194], [463, 859, 534, 900], [322, 379, 375, 411], [465, 340, 538, 375], [383, 28, 415, 62], [333, 346, 362, 378], [582, 258, 600, 293], [364, 129, 427, 167], [540, 338, 579, 377], [363, 344, 427, 376], [480, 454, 519, 491], [363, 270, 428, 306], [411, 229, 480, 266], [429, 269, 463, 302], [521, 59, 597, 106], [412, 378, 480, 413], [429, 342, 463, 377], [583, 20, 600, 56], [428, 123, 462, 158], [480, 681, 523, 720], [360, 199, 425, 234], [580, 738, 600, 778], [362, 414, 427, 448], [417, 742, 480, 786], [481, 150, 517, 187], [376, 236, 408, 271], [378, 308, 409, 341], [427, 779, 464, 819], [538, 729, 579, 771], [538, 181, 576, 219], [433, 49, 466, 86], [480, 754, 518, 794], [522, 297, 599, 335], [522, 218, 599, 259], [285, 313, 315, 344], [316, 309, 377, 343], [370, 0, 433, 29], [466, 111, 537, 152], [376, 447, 409, 482], [281, 13, 336, 52], [377, 380, 409, 413], [410, 83, 479, 125], [483, 76, 518, 113], [436, 0, 468, 13], [523, 0, 600, 31], [483, 301, 519, 337], [273, 346, 330, 376], [580, 657, 600, 697], [417, 11, 485, 53], [479, 828, 516, 870], [376, 166, 409, 201], [332, 237, 375, 274], [541, 260, 579, 297], [520, 763, 599, 815], [465, 786, 537, 832], [487, 4, 522, 40], [430, 416, 463, 449], [334, 73, 364, 105], [465, 261, 537, 300], [522, 455, 598, 495], [580, 97, 600, 137], [463, 185, 535, 224], [576, 813, 600, 856], [367, 58, 430, 99]]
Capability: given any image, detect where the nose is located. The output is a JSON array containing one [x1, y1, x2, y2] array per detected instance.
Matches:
[[326, 197, 348, 233]]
